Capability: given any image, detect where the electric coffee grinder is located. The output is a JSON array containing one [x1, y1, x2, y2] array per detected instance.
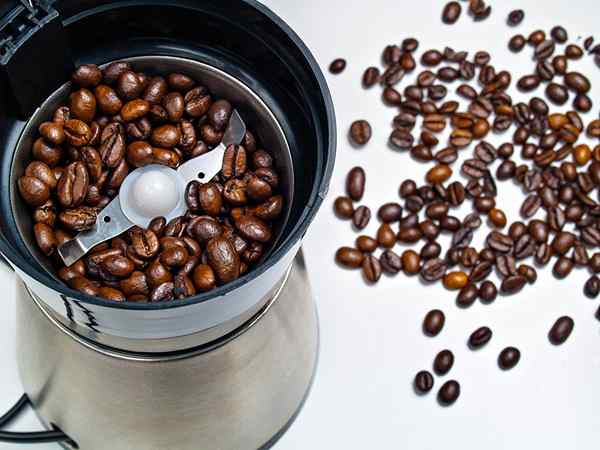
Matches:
[[0, 1, 336, 448]]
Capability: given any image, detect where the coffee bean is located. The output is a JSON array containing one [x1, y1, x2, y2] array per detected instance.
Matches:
[[438, 380, 460, 406], [442, 1, 461, 24], [414, 371, 434, 394], [478, 280, 497, 302], [362, 255, 382, 283], [457, 284, 478, 307], [423, 309, 445, 336], [349, 120, 372, 145], [535, 40, 555, 60], [469, 326, 492, 349], [329, 58, 346, 74], [434, 349, 454, 375], [379, 250, 402, 275], [443, 271, 468, 290], [552, 256, 573, 279], [584, 275, 600, 299], [421, 258, 447, 282], [390, 129, 415, 150], [564, 71, 591, 94], [362, 67, 380, 87], [546, 83, 569, 105], [549, 316, 574, 345], [498, 347, 521, 370], [509, 35, 526, 52], [334, 196, 354, 219], [552, 231, 576, 254], [356, 236, 378, 253], [501, 275, 527, 294], [507, 9, 524, 26], [378, 202, 402, 222], [550, 26, 568, 43], [352, 205, 371, 229], [402, 250, 421, 275]]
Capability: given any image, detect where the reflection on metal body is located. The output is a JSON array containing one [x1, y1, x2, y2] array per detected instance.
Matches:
[[17, 251, 319, 450]]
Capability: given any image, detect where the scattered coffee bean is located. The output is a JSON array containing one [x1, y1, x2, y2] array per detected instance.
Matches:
[[507, 9, 524, 26], [414, 370, 434, 394], [438, 380, 460, 405], [498, 347, 521, 370], [469, 326, 492, 349], [423, 309, 445, 336], [434, 349, 454, 375], [329, 58, 347, 74], [442, 1, 461, 24], [349, 120, 372, 146], [549, 316, 574, 345]]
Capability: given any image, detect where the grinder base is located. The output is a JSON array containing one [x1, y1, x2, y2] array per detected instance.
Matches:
[[16, 251, 318, 450]]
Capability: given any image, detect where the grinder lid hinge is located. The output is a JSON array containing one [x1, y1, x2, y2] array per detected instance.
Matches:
[[0, 0, 74, 118]]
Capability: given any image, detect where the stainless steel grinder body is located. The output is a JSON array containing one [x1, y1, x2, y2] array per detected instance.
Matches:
[[0, 1, 336, 448]]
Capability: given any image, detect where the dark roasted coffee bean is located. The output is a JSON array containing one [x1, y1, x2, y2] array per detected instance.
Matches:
[[442, 1, 461, 24], [438, 380, 460, 405], [507, 9, 524, 25], [479, 280, 497, 303], [469, 326, 492, 349], [352, 206, 371, 229], [414, 371, 434, 394], [462, 159, 487, 179], [421, 50, 443, 66], [329, 58, 346, 74], [356, 236, 378, 253], [457, 284, 478, 307], [520, 194, 541, 218], [206, 236, 240, 283], [552, 231, 576, 254], [378, 202, 403, 222], [553, 256, 573, 279], [349, 120, 372, 145], [434, 349, 454, 375], [584, 275, 600, 299], [380, 250, 402, 274], [496, 254, 517, 278], [546, 83, 569, 105], [550, 26, 568, 43], [496, 160, 516, 180], [487, 231, 514, 253], [509, 34, 526, 52], [131, 228, 159, 259], [390, 129, 414, 150], [517, 75, 540, 92], [535, 40, 555, 60], [498, 347, 521, 370], [549, 316, 574, 345], [564, 71, 591, 94], [362, 67, 380, 87]]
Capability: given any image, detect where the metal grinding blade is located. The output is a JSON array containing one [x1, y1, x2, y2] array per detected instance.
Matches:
[[57, 110, 247, 266]]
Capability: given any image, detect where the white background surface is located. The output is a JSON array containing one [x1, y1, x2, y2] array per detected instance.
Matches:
[[2, 0, 600, 448]]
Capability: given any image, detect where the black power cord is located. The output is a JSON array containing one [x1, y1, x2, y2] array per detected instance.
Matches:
[[0, 394, 74, 445]]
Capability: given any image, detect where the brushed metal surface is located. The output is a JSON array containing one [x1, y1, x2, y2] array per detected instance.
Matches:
[[17, 252, 318, 450]]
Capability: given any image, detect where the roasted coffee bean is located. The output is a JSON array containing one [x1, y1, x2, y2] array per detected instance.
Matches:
[[443, 271, 468, 290], [456, 284, 478, 307], [487, 231, 513, 253], [584, 275, 600, 299], [362, 255, 382, 283], [399, 250, 419, 275], [434, 349, 454, 376], [535, 40, 555, 60], [421, 258, 447, 282], [206, 236, 240, 284], [121, 99, 150, 122], [101, 255, 135, 278], [414, 371, 434, 394], [346, 167, 366, 201], [381, 65, 405, 85], [552, 231, 576, 254], [507, 9, 524, 25], [33, 223, 56, 256], [549, 316, 574, 345], [149, 281, 175, 302], [564, 71, 591, 94], [378, 203, 403, 223], [356, 236, 378, 253], [496, 254, 517, 278], [546, 83, 569, 105], [420, 242, 441, 260], [549, 25, 568, 43], [498, 347, 521, 370], [336, 247, 364, 268], [469, 326, 492, 349], [442, 1, 461, 24], [509, 35, 526, 52], [438, 380, 460, 406], [207, 100, 232, 131], [58, 206, 97, 232], [349, 120, 372, 146], [390, 129, 414, 150], [379, 250, 402, 274], [329, 58, 346, 74], [362, 67, 380, 87], [462, 159, 487, 179], [479, 280, 497, 303], [376, 224, 396, 248], [333, 196, 355, 221], [552, 256, 573, 279], [352, 206, 371, 229]]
